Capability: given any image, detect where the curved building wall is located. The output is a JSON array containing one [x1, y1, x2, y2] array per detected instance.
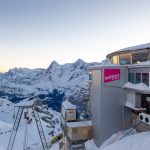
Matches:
[[107, 49, 150, 65]]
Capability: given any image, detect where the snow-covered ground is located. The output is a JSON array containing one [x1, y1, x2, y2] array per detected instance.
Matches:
[[0, 98, 61, 150], [50, 143, 59, 150], [85, 131, 150, 150]]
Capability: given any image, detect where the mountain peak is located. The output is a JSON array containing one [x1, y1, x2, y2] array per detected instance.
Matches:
[[8, 67, 18, 72], [74, 59, 85, 64], [51, 60, 59, 66], [72, 59, 87, 71], [48, 60, 59, 68], [47, 60, 60, 72], [73, 59, 86, 67]]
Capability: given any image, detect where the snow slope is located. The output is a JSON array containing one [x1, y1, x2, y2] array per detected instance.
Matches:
[[0, 98, 61, 150], [102, 132, 150, 150], [85, 131, 150, 150]]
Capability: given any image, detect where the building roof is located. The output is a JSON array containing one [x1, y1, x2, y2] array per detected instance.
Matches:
[[67, 120, 92, 128], [107, 43, 150, 58], [62, 101, 76, 110], [116, 43, 150, 53]]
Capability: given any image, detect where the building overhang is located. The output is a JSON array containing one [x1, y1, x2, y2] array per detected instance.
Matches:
[[124, 82, 150, 94]]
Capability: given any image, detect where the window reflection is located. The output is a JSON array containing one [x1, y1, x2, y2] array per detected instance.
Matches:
[[111, 55, 119, 64], [142, 73, 149, 86], [136, 73, 141, 84], [119, 53, 131, 65], [128, 73, 135, 84], [132, 51, 149, 64], [128, 72, 149, 86]]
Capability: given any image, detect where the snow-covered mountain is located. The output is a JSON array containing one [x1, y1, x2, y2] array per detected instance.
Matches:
[[0, 59, 99, 112]]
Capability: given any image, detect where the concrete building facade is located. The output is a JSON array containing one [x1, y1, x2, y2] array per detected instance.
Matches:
[[89, 66, 128, 146], [89, 43, 150, 147]]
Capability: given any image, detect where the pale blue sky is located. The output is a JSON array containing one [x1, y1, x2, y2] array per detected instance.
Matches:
[[1, 0, 150, 72]]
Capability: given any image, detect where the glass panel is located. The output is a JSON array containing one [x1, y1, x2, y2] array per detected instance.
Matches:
[[128, 73, 135, 84], [142, 73, 149, 86], [111, 55, 119, 64], [119, 53, 131, 65], [136, 73, 141, 84], [132, 51, 149, 64], [89, 72, 92, 81]]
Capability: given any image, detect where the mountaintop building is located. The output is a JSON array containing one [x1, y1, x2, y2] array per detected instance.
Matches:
[[89, 43, 150, 147]]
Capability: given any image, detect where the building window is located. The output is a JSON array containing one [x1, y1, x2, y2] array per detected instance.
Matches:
[[128, 72, 149, 86], [128, 73, 135, 84], [142, 73, 149, 86], [89, 72, 92, 81], [136, 73, 141, 84], [132, 51, 150, 64], [111, 55, 119, 64], [128, 73, 135, 83], [119, 53, 131, 65]]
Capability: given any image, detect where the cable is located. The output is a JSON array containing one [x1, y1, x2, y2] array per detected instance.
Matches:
[[120, 121, 142, 140]]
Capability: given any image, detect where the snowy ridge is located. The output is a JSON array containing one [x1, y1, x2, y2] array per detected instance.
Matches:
[[0, 59, 99, 112]]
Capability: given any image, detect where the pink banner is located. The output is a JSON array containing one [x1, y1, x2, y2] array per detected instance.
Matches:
[[104, 69, 120, 83]]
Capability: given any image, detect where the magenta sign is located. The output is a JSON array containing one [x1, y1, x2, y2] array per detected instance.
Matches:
[[104, 69, 120, 83]]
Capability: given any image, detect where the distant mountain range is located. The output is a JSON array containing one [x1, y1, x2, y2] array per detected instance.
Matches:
[[0, 59, 100, 112], [0, 59, 103, 149]]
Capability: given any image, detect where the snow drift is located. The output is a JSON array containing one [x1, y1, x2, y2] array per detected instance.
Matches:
[[85, 131, 150, 150]]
